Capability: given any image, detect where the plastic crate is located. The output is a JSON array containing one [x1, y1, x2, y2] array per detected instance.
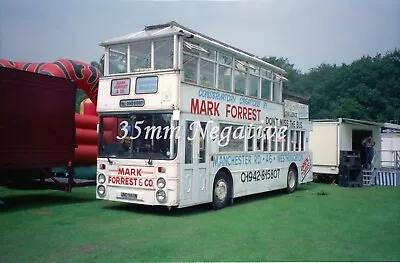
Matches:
[[363, 170, 373, 186]]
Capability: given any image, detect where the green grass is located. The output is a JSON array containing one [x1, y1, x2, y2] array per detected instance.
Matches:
[[1, 183, 399, 262]]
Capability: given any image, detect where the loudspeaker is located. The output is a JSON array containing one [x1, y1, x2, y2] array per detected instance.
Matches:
[[339, 164, 363, 187], [340, 150, 361, 168]]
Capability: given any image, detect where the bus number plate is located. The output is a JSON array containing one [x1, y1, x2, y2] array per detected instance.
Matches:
[[119, 192, 137, 200], [120, 98, 145, 107]]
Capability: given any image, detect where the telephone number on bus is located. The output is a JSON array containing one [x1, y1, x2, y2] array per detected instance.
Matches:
[[241, 169, 280, 183]]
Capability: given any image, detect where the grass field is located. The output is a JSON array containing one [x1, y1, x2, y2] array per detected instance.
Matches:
[[1, 183, 399, 262]]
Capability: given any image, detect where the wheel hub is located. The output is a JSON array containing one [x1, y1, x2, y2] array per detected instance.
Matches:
[[215, 179, 228, 201], [288, 170, 296, 188]]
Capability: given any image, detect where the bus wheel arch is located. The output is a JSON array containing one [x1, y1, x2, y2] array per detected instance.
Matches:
[[287, 163, 298, 193], [212, 168, 233, 210]]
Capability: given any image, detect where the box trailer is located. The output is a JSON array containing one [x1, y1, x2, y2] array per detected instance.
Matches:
[[0, 67, 76, 185], [381, 123, 400, 169], [309, 118, 382, 176]]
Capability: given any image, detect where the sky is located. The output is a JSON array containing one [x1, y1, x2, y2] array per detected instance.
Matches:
[[0, 0, 399, 72]]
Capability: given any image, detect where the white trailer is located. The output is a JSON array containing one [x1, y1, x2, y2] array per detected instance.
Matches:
[[309, 118, 382, 176], [381, 123, 400, 169]]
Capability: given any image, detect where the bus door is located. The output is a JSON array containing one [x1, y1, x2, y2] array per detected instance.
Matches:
[[179, 114, 211, 206]]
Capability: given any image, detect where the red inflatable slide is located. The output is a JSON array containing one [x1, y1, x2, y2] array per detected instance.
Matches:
[[75, 99, 99, 165], [0, 59, 99, 104]]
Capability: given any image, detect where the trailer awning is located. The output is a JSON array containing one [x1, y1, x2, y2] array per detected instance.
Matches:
[[340, 118, 382, 127], [312, 118, 384, 127]]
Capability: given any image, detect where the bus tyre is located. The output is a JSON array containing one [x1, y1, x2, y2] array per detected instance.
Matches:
[[212, 172, 232, 210], [286, 166, 298, 194]]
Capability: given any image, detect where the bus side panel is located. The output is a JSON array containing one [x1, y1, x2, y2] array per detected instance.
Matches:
[[211, 153, 308, 199]]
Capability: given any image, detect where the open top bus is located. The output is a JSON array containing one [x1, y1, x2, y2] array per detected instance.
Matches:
[[96, 21, 313, 209]]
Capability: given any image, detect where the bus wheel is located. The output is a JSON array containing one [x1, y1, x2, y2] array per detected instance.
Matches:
[[286, 166, 298, 193], [212, 172, 231, 210]]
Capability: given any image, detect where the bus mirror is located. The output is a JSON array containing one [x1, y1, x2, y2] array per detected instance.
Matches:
[[172, 110, 180, 121]]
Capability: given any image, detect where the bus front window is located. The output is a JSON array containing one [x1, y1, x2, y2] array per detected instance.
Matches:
[[98, 113, 178, 160]]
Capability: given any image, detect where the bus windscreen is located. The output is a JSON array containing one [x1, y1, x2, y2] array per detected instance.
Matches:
[[98, 113, 178, 160]]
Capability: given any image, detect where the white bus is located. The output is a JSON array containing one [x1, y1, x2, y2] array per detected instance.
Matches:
[[96, 21, 313, 209]]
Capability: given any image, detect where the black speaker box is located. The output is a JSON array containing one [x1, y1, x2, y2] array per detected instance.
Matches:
[[339, 164, 363, 187], [340, 150, 361, 168]]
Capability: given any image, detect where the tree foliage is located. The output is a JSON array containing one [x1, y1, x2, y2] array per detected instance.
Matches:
[[265, 49, 400, 123]]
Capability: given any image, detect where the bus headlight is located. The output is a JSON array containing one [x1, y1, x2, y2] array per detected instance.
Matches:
[[156, 177, 166, 189], [97, 185, 106, 197], [156, 190, 167, 203], [98, 174, 106, 184]]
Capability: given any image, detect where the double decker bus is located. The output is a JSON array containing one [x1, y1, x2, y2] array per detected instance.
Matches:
[[96, 21, 313, 209]]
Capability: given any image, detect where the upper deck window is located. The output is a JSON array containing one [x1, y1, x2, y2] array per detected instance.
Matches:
[[217, 65, 232, 91], [199, 46, 217, 61], [234, 70, 246, 95], [130, 41, 151, 72], [260, 68, 273, 79], [200, 59, 216, 87], [218, 53, 233, 66], [247, 63, 259, 75], [154, 38, 174, 70], [183, 54, 198, 84], [180, 39, 284, 102], [248, 74, 260, 97], [106, 37, 174, 75], [273, 78, 282, 102], [184, 41, 209, 55], [261, 79, 272, 100], [235, 59, 247, 71], [109, 45, 127, 74]]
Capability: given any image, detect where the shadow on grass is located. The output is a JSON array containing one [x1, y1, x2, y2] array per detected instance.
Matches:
[[6, 177, 95, 190], [0, 189, 96, 212], [233, 182, 317, 207], [104, 182, 318, 216], [104, 201, 213, 217], [313, 175, 338, 184]]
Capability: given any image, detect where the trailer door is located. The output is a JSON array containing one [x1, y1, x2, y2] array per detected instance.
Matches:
[[309, 122, 339, 168]]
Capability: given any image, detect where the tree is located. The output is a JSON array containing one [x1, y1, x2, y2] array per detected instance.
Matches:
[[263, 49, 400, 122], [91, 55, 104, 76]]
